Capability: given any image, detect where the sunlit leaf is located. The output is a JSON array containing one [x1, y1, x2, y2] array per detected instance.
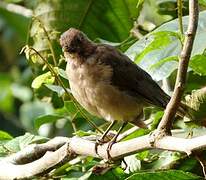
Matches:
[[35, 114, 63, 130], [126, 11, 206, 81], [189, 55, 206, 76], [0, 131, 13, 140], [126, 170, 201, 180], [31, 71, 55, 89]]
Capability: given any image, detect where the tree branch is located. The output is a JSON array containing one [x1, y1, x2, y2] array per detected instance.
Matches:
[[0, 137, 71, 180], [157, 0, 199, 134], [1, 133, 206, 179]]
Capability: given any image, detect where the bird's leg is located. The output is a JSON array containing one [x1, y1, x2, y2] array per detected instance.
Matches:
[[107, 122, 127, 160], [95, 120, 117, 154]]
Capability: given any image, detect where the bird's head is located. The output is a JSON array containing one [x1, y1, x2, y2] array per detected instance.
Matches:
[[60, 28, 93, 57]]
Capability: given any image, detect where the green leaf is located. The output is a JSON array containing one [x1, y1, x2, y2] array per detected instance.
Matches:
[[199, 0, 206, 6], [20, 101, 53, 131], [0, 3, 30, 40], [150, 111, 164, 130], [135, 31, 179, 64], [146, 151, 182, 170], [0, 73, 14, 113], [58, 68, 68, 79], [45, 84, 66, 96], [0, 133, 48, 155], [189, 55, 206, 76], [29, 0, 140, 63], [74, 130, 96, 137], [11, 83, 32, 102], [122, 128, 150, 141], [0, 131, 13, 140], [185, 87, 206, 122], [126, 11, 206, 81], [35, 114, 63, 130], [126, 170, 201, 180], [149, 56, 178, 70], [31, 71, 55, 89]]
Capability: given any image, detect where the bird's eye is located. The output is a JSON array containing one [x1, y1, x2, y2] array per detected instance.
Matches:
[[76, 37, 82, 43], [65, 46, 69, 51]]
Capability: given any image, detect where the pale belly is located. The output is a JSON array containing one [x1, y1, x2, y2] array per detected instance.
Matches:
[[66, 61, 144, 122]]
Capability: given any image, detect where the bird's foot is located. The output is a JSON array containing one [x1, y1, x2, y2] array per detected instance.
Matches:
[[106, 138, 117, 162], [95, 132, 116, 155]]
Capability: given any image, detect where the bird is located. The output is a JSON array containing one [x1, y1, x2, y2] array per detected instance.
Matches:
[[60, 28, 192, 156]]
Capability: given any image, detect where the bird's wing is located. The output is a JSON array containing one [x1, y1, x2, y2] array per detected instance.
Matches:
[[96, 45, 170, 108]]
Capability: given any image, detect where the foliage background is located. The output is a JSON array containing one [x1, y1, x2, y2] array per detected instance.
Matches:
[[0, 0, 206, 179]]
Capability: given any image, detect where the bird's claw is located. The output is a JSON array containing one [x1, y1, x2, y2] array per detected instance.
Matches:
[[95, 138, 106, 155], [106, 140, 116, 161]]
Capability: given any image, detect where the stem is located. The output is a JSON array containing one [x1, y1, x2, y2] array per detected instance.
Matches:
[[157, 0, 199, 134], [32, 17, 58, 66]]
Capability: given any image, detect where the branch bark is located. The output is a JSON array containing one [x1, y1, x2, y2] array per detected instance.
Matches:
[[157, 0, 199, 134], [1, 133, 206, 179]]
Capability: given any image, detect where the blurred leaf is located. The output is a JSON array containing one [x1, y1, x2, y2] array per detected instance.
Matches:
[[29, 0, 140, 64], [45, 84, 65, 96], [185, 87, 206, 123], [20, 100, 53, 131], [31, 71, 55, 89], [199, 0, 206, 6], [126, 11, 206, 81], [0, 73, 13, 112], [11, 83, 32, 102], [126, 170, 201, 180], [0, 3, 30, 40], [189, 55, 206, 76], [146, 151, 182, 170], [0, 133, 48, 156], [150, 111, 164, 130], [172, 128, 206, 138], [64, 101, 79, 118], [35, 114, 63, 130], [177, 158, 198, 172], [58, 68, 68, 79], [0, 130, 13, 140]]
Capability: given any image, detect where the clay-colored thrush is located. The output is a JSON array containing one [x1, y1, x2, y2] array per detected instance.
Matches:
[[60, 28, 191, 153]]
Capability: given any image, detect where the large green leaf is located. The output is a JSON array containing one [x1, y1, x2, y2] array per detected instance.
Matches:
[[189, 55, 206, 76], [29, 0, 140, 63], [0, 3, 30, 40], [126, 170, 201, 180], [126, 11, 206, 81]]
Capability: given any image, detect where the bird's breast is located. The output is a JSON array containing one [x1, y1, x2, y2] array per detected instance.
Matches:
[[66, 57, 143, 122]]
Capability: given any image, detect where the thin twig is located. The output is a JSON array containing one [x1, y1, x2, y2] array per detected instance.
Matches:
[[157, 0, 199, 134], [33, 17, 58, 66]]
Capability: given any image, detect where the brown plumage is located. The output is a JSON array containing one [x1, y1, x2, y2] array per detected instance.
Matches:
[[60, 28, 191, 129]]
